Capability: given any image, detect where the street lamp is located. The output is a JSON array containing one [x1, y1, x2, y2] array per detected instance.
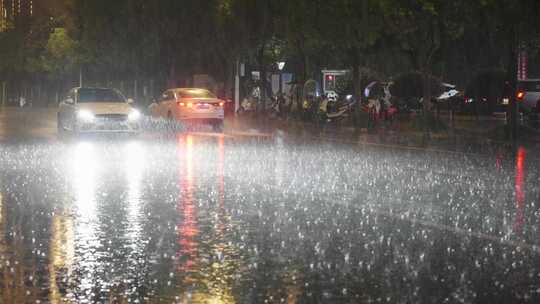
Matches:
[[277, 62, 285, 96]]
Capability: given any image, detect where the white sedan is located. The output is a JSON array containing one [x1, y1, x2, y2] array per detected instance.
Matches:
[[149, 88, 224, 132], [57, 87, 141, 135]]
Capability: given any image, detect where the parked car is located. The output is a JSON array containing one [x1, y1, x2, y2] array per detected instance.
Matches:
[[57, 87, 141, 135], [517, 79, 540, 113], [149, 88, 224, 132]]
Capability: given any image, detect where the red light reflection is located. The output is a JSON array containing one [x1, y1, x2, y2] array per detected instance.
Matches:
[[513, 147, 526, 234], [177, 135, 198, 271]]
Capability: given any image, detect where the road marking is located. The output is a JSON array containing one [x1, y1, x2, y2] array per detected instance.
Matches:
[[302, 134, 540, 162], [264, 178, 539, 255], [370, 204, 540, 254], [227, 131, 273, 138], [324, 191, 540, 254]]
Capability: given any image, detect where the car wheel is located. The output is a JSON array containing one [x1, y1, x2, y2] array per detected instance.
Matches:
[[57, 113, 65, 135], [166, 111, 177, 131], [63, 114, 79, 136], [71, 120, 80, 137], [212, 121, 224, 133]]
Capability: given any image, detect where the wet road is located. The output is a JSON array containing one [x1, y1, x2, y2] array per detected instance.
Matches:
[[1, 108, 540, 303]]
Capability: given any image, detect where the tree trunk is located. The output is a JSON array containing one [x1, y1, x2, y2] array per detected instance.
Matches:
[[224, 61, 234, 99], [351, 48, 360, 97], [422, 68, 432, 114], [168, 62, 176, 88], [297, 37, 307, 83], [422, 65, 433, 136], [258, 43, 266, 113]]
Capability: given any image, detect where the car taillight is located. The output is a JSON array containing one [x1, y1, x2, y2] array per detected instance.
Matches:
[[177, 101, 185, 107], [187, 102, 193, 108], [218, 102, 224, 107], [517, 91, 525, 101]]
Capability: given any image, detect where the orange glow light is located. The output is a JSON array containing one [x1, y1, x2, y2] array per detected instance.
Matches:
[[513, 147, 526, 234], [187, 103, 193, 108], [517, 91, 525, 100]]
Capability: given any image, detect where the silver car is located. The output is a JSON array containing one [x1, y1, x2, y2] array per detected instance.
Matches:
[[149, 88, 224, 132], [57, 87, 142, 135]]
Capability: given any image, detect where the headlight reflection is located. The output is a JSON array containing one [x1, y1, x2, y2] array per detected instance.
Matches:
[[72, 142, 97, 218], [125, 141, 145, 243], [70, 141, 99, 295]]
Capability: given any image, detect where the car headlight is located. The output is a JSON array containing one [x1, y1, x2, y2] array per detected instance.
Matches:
[[128, 109, 141, 121], [77, 110, 94, 122]]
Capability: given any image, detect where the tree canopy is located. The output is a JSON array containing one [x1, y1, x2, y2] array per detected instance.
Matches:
[[1, 0, 540, 96]]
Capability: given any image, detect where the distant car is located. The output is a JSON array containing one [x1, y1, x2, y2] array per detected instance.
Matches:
[[149, 88, 224, 132], [57, 87, 141, 135], [517, 79, 540, 113]]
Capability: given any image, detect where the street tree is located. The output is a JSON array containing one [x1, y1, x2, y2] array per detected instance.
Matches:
[[41, 27, 77, 80], [380, 0, 445, 115]]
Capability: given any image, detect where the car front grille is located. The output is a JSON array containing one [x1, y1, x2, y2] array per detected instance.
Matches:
[[95, 114, 128, 122]]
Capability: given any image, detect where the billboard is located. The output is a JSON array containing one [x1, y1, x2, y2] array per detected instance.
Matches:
[[518, 49, 528, 80]]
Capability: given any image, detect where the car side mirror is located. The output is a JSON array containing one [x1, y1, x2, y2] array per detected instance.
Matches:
[[127, 98, 134, 104]]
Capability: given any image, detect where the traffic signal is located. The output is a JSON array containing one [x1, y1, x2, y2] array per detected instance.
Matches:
[[517, 90, 525, 101]]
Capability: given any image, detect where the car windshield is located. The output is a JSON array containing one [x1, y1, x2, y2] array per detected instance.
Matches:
[[78, 88, 125, 103], [518, 81, 540, 92], [177, 89, 216, 99]]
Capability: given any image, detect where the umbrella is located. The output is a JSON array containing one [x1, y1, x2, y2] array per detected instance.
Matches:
[[364, 81, 378, 98], [437, 89, 460, 100]]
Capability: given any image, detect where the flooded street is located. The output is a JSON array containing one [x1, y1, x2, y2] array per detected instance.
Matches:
[[0, 110, 540, 303], [5, 0, 540, 302]]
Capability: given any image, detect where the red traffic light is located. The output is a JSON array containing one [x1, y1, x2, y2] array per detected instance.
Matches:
[[326, 75, 334, 81]]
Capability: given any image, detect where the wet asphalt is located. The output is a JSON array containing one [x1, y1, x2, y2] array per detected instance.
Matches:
[[0, 107, 539, 303]]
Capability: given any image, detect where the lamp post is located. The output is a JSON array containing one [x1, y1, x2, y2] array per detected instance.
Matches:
[[277, 61, 285, 96], [1, 81, 5, 108], [234, 59, 240, 115]]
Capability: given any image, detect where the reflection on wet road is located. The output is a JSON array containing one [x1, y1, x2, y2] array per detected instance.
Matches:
[[1, 132, 540, 303]]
